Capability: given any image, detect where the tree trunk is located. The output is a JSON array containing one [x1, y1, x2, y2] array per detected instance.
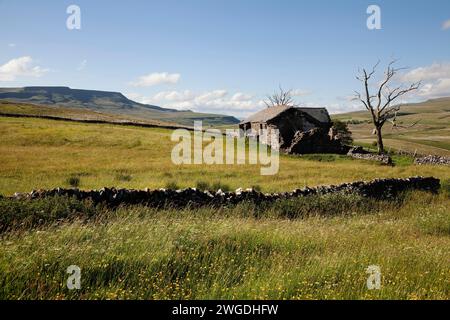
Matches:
[[376, 126, 384, 154]]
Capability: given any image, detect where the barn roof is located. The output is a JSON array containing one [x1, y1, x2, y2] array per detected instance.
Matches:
[[241, 105, 330, 124], [297, 107, 331, 123], [241, 105, 291, 123]]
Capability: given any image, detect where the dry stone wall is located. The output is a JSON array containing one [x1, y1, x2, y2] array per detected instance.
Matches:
[[9, 176, 440, 208], [347, 147, 393, 165], [414, 155, 450, 166]]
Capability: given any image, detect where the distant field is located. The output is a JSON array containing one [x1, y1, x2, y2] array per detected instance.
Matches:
[[333, 97, 450, 156]]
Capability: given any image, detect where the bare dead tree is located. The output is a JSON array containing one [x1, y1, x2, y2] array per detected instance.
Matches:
[[387, 111, 420, 130], [264, 86, 297, 108], [353, 59, 421, 154]]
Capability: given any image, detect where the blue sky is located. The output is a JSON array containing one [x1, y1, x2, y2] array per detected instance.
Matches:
[[1, 0, 449, 118]]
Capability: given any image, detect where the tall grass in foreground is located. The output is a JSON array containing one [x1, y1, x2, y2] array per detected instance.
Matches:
[[0, 191, 448, 299]]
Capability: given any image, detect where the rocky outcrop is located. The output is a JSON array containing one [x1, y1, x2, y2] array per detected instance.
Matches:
[[347, 146, 393, 165], [414, 155, 450, 166], [285, 128, 350, 155], [10, 176, 440, 208]]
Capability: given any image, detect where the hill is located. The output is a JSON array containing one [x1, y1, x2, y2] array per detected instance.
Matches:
[[0, 86, 240, 126], [0, 100, 184, 128], [333, 97, 450, 156]]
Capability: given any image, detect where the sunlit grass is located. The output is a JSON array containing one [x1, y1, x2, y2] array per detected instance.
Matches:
[[0, 116, 448, 300], [0, 192, 448, 299], [0, 117, 449, 195]]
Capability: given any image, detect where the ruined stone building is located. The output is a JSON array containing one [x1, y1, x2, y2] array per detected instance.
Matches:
[[239, 105, 347, 154]]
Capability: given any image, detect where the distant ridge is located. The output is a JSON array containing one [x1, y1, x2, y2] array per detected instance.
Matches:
[[0, 86, 240, 126], [0, 86, 172, 111]]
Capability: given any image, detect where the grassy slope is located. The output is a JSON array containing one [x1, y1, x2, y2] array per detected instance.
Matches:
[[333, 98, 450, 156], [0, 101, 182, 127], [0, 115, 448, 300]]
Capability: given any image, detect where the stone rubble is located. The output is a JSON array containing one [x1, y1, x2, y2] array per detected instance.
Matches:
[[285, 128, 350, 155]]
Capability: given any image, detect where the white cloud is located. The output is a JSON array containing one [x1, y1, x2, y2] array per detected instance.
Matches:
[[417, 78, 450, 99], [129, 72, 180, 87], [8, 43, 16, 48], [400, 62, 450, 100], [125, 89, 262, 118], [442, 19, 450, 30], [401, 62, 450, 82], [77, 59, 87, 71], [126, 87, 319, 118], [0, 56, 49, 81], [231, 92, 253, 101], [126, 88, 376, 118], [326, 102, 364, 115], [196, 90, 228, 103]]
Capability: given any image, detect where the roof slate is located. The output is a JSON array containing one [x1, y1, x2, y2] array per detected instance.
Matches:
[[241, 105, 330, 124]]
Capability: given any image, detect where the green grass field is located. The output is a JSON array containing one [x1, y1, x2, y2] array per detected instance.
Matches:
[[0, 191, 448, 299], [0, 115, 449, 300], [1, 116, 449, 196]]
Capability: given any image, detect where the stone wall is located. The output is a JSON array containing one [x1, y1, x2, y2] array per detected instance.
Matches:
[[10, 176, 440, 208], [414, 155, 450, 166], [347, 147, 393, 165]]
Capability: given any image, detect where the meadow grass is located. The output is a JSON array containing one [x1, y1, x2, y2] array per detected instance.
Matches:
[[0, 116, 448, 300], [0, 191, 448, 299], [0, 116, 449, 196]]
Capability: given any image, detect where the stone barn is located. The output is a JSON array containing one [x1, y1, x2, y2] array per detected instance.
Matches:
[[239, 105, 348, 154]]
